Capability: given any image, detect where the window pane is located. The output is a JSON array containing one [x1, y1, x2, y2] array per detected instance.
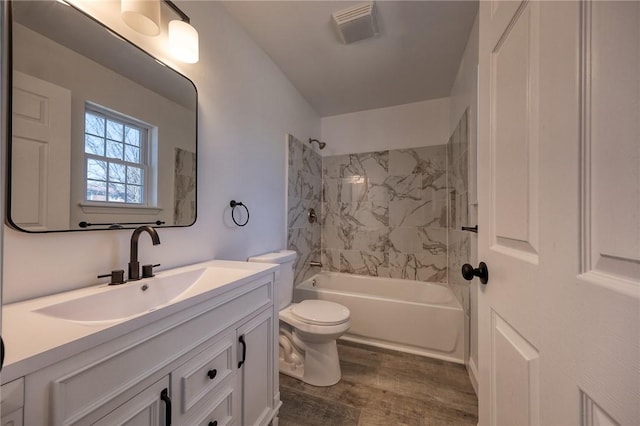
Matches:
[[124, 145, 140, 163], [127, 166, 143, 185], [85, 134, 104, 155], [109, 163, 126, 183], [85, 113, 104, 136], [86, 180, 106, 201], [106, 140, 124, 160], [87, 159, 107, 181], [108, 183, 126, 202], [125, 126, 141, 147], [106, 121, 124, 141], [127, 185, 143, 204]]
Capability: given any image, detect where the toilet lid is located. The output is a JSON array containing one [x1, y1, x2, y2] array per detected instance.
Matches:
[[291, 300, 350, 326]]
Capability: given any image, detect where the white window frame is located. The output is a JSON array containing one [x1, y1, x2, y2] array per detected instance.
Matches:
[[83, 104, 153, 207]]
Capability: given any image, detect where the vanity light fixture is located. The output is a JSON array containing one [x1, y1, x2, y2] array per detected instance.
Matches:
[[165, 0, 200, 64], [121, 0, 161, 36], [120, 0, 199, 64]]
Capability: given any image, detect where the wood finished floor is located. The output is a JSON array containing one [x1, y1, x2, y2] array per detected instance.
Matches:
[[278, 341, 478, 426]]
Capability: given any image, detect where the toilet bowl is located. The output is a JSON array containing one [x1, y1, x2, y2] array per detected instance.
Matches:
[[248, 251, 351, 386]]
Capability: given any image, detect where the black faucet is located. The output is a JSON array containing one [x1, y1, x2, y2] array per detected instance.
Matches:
[[128, 226, 161, 281]]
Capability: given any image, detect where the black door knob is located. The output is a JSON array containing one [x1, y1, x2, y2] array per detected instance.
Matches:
[[461, 262, 489, 284]]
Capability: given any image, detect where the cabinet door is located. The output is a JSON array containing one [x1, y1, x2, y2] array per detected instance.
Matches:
[[93, 376, 170, 426], [236, 309, 275, 426]]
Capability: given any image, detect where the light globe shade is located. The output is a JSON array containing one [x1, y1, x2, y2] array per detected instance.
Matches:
[[169, 20, 199, 64], [121, 0, 161, 36]]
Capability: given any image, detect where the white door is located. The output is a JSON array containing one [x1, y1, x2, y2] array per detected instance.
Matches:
[[477, 1, 639, 425], [11, 71, 71, 231]]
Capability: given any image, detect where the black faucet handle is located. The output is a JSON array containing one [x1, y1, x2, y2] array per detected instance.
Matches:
[[98, 270, 126, 285], [142, 264, 161, 278]]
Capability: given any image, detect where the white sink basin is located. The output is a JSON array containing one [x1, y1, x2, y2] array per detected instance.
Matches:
[[34, 268, 207, 323]]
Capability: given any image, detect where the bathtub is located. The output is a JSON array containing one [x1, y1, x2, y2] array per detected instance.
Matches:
[[294, 272, 464, 364]]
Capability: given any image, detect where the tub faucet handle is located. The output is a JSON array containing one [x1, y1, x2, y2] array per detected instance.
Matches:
[[309, 260, 322, 268]]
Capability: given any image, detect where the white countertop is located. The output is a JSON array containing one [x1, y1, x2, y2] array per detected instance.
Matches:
[[1, 259, 278, 383]]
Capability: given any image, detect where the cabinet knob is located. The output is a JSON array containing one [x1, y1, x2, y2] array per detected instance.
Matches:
[[208, 421, 218, 426], [207, 369, 217, 380]]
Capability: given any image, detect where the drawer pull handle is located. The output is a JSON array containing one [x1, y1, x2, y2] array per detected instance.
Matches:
[[208, 422, 218, 426], [207, 369, 217, 380], [238, 335, 247, 368], [161, 388, 172, 426]]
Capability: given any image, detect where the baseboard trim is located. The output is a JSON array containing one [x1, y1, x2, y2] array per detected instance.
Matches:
[[467, 356, 479, 396]]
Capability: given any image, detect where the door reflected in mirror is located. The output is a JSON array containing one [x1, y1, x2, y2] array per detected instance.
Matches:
[[8, 0, 197, 232]]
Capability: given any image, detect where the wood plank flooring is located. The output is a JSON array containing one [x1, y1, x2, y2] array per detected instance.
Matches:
[[278, 341, 478, 426]]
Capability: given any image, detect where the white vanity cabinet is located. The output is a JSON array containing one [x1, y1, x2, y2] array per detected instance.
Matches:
[[14, 271, 280, 426]]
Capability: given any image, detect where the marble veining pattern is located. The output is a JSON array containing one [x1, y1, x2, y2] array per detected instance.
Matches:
[[447, 110, 471, 310], [287, 135, 322, 284], [322, 146, 448, 282], [173, 148, 196, 226]]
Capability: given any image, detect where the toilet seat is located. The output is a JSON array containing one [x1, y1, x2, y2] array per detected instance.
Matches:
[[290, 300, 350, 326]]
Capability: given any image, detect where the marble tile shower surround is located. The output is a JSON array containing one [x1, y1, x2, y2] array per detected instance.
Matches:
[[174, 148, 196, 226], [321, 146, 448, 282], [287, 135, 322, 285], [447, 110, 471, 310]]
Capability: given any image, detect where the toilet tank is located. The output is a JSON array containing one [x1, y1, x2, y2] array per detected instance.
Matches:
[[247, 250, 297, 310]]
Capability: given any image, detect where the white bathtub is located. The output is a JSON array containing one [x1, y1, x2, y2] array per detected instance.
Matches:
[[294, 272, 464, 364]]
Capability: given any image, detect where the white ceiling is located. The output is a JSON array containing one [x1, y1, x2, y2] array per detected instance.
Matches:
[[220, 1, 478, 117]]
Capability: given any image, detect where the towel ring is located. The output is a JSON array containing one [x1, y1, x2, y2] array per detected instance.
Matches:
[[230, 200, 249, 227]]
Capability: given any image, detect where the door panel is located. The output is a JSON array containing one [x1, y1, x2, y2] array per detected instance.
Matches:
[[237, 309, 274, 426], [11, 71, 71, 231], [581, 1, 640, 291], [93, 376, 168, 426], [10, 137, 46, 226], [491, 311, 539, 426], [490, 1, 539, 260]]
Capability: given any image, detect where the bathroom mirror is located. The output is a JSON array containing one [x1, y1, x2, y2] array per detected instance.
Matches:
[[7, 0, 197, 232]]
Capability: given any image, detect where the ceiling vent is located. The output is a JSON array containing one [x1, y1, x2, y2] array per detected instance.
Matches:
[[332, 2, 378, 44]]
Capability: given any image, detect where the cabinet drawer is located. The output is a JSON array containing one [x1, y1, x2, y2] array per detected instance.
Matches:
[[174, 331, 235, 413], [190, 387, 233, 426]]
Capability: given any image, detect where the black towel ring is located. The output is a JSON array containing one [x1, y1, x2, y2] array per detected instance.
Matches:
[[230, 200, 250, 227]]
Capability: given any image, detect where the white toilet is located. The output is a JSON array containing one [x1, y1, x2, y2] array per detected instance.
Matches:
[[248, 250, 351, 387]]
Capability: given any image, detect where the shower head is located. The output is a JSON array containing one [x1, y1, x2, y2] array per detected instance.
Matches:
[[309, 138, 326, 150]]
